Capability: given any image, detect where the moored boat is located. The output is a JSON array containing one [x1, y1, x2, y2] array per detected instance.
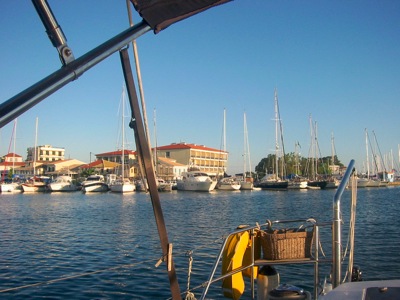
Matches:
[[258, 90, 288, 191], [48, 175, 77, 192], [157, 178, 172, 192], [176, 170, 217, 192], [366, 179, 380, 187], [356, 177, 369, 188], [81, 175, 109, 193], [109, 178, 136, 193], [307, 179, 327, 190], [240, 177, 254, 190], [378, 180, 389, 187], [239, 112, 254, 191], [216, 176, 241, 191], [108, 86, 135, 194], [135, 180, 147, 192], [21, 176, 48, 192], [0, 181, 23, 193], [257, 174, 289, 190], [287, 178, 308, 189]]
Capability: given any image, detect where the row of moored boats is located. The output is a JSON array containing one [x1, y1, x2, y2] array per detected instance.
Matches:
[[0, 169, 390, 193]]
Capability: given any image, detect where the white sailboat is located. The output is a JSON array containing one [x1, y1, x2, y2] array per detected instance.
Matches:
[[372, 130, 389, 187], [364, 129, 381, 187], [325, 132, 340, 189], [109, 85, 136, 193], [0, 119, 23, 193], [239, 112, 254, 190], [22, 118, 47, 192], [288, 141, 308, 189], [257, 89, 288, 190], [305, 115, 327, 189], [216, 109, 241, 191]]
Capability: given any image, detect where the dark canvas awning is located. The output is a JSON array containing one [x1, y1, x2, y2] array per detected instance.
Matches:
[[130, 0, 231, 33]]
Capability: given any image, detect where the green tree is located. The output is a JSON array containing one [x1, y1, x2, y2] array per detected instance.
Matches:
[[255, 154, 344, 178], [7, 168, 14, 180]]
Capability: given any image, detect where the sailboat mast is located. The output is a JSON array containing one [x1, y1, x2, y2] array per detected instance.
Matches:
[[33, 117, 38, 177], [1, 120, 17, 181], [308, 114, 314, 180], [295, 141, 300, 175], [365, 129, 370, 179], [121, 86, 125, 180], [13, 119, 17, 171], [222, 108, 226, 174], [274, 89, 279, 178], [243, 112, 246, 176], [331, 132, 335, 167], [314, 121, 318, 177], [153, 108, 158, 170], [223, 108, 226, 154], [373, 130, 387, 179]]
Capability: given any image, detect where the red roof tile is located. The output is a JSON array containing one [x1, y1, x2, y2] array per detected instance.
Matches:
[[3, 152, 22, 158], [156, 143, 225, 153], [96, 150, 137, 156]]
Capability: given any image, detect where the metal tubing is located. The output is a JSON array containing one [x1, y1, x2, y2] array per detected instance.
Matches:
[[332, 159, 355, 288], [0, 21, 151, 129], [32, 0, 68, 48], [32, 0, 75, 64], [120, 48, 181, 300]]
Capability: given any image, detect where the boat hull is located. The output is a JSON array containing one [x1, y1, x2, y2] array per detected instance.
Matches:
[[22, 183, 47, 192], [49, 184, 77, 192], [325, 181, 338, 189], [240, 181, 254, 190], [217, 184, 241, 191], [307, 180, 327, 189], [109, 183, 135, 193], [1, 183, 23, 193], [217, 183, 241, 191], [366, 180, 380, 187], [82, 183, 109, 193], [379, 181, 389, 187], [158, 183, 172, 192], [177, 180, 217, 192], [288, 180, 308, 189], [258, 181, 288, 190]]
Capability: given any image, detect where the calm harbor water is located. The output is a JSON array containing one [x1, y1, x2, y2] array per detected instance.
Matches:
[[1, 186, 400, 299]]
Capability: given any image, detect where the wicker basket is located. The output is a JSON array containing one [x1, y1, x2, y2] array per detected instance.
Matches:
[[260, 228, 313, 260]]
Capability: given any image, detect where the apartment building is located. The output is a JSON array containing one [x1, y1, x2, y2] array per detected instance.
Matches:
[[155, 142, 227, 176], [27, 145, 65, 162]]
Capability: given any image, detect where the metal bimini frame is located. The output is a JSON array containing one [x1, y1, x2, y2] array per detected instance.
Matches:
[[0, 1, 231, 299], [0, 0, 187, 298], [0, 1, 151, 129]]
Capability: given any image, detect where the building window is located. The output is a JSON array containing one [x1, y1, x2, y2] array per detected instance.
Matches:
[[166, 151, 170, 158]]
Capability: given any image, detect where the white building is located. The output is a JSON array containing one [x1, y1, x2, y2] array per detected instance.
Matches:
[[27, 145, 65, 162]]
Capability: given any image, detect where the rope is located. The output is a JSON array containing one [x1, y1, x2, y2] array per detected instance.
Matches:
[[0, 258, 153, 293], [184, 250, 197, 300], [346, 175, 357, 282], [341, 174, 357, 283], [1, 230, 227, 297]]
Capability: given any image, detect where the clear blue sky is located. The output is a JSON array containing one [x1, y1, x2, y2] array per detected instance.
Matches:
[[1, 1, 399, 175]]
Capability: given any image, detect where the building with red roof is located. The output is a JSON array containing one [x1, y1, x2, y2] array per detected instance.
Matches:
[[155, 142, 227, 176]]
